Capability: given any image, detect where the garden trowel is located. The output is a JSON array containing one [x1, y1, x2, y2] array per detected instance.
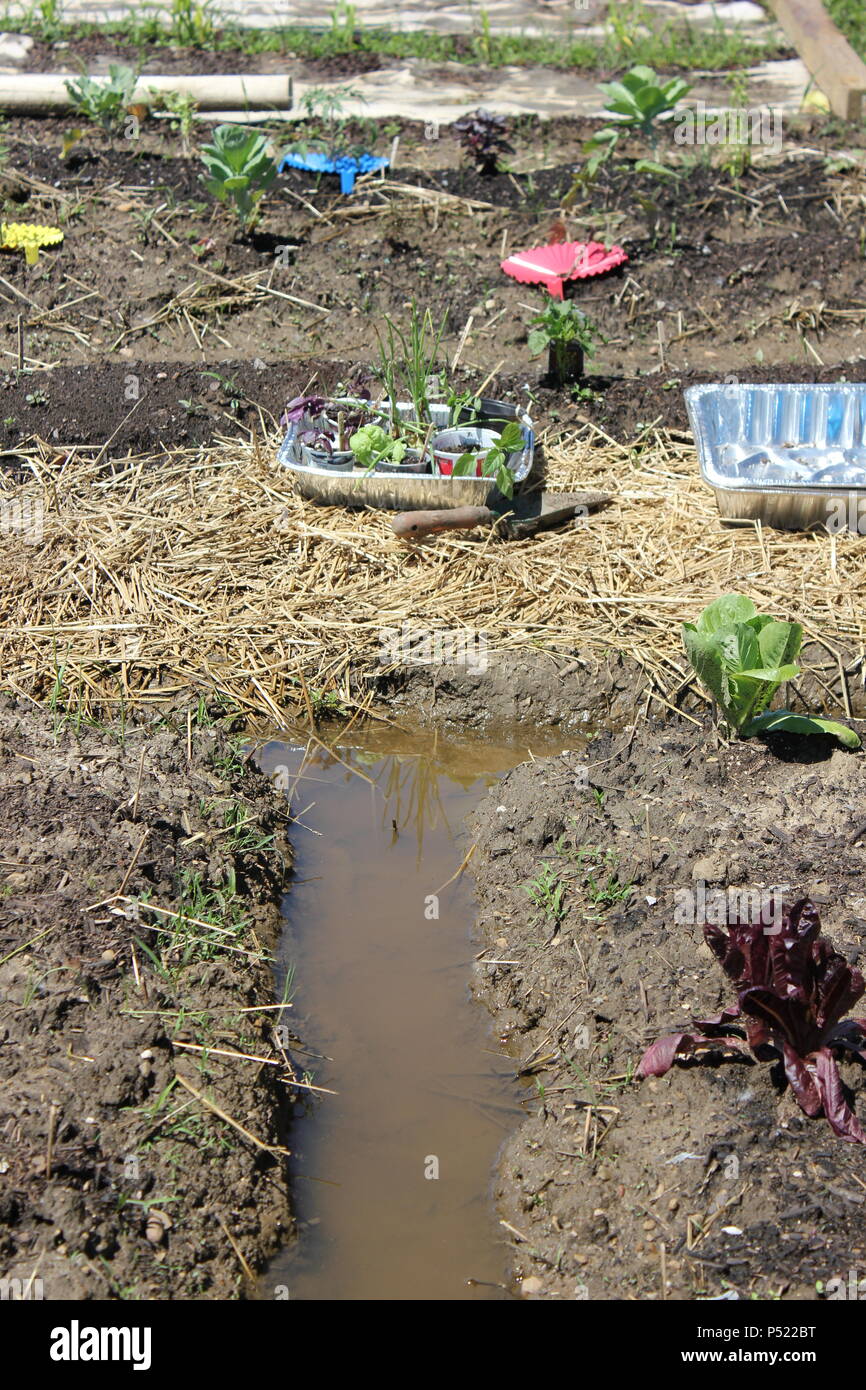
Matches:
[[391, 488, 610, 543]]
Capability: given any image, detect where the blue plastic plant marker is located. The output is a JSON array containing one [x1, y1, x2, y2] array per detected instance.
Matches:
[[279, 152, 388, 196]]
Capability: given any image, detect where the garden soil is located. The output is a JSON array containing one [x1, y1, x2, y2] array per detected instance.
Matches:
[[0, 698, 298, 1300], [469, 718, 866, 1299]]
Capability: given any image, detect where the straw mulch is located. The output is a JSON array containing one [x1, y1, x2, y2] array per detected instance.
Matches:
[[2, 422, 866, 724]]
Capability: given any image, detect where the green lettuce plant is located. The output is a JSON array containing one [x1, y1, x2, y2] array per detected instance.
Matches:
[[350, 424, 407, 471], [200, 124, 277, 230], [684, 595, 860, 748]]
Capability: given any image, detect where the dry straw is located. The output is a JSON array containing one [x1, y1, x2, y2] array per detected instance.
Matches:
[[2, 421, 865, 723]]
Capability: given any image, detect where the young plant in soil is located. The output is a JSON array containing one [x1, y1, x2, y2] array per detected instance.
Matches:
[[453, 108, 513, 176], [150, 89, 200, 157], [170, 0, 219, 48], [683, 594, 861, 748], [639, 898, 866, 1143], [65, 64, 140, 139], [290, 85, 375, 161], [527, 301, 603, 386], [200, 125, 277, 233], [571, 65, 691, 187]]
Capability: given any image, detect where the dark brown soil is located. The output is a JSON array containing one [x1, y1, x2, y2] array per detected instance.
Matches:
[[17, 29, 795, 80], [469, 716, 866, 1300], [380, 635, 866, 736], [0, 698, 301, 1300], [4, 114, 866, 385], [21, 35, 388, 78], [6, 356, 866, 457]]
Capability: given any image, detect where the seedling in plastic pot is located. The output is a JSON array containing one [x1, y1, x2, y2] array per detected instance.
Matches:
[[350, 424, 407, 472], [453, 420, 525, 500], [200, 125, 277, 232], [527, 301, 603, 386], [683, 594, 861, 748]]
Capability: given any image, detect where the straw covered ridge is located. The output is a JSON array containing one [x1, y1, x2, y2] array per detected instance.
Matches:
[[2, 422, 866, 723]]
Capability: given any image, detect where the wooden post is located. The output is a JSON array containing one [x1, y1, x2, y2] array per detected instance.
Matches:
[[767, 0, 866, 120]]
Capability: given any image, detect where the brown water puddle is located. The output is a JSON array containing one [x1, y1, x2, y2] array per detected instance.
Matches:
[[256, 723, 572, 1301]]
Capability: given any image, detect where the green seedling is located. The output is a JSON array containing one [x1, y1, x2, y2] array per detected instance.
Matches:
[[452, 421, 525, 501], [568, 63, 691, 190], [65, 65, 139, 135], [684, 595, 861, 747], [527, 300, 604, 380], [200, 124, 277, 231], [525, 861, 567, 925]]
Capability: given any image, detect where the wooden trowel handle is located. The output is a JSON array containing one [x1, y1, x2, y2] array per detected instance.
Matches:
[[392, 506, 494, 540]]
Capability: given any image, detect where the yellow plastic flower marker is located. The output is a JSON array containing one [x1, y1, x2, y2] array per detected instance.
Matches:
[[0, 222, 64, 266]]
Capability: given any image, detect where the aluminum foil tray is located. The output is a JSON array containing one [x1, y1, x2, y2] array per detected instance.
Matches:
[[685, 382, 866, 530], [278, 399, 534, 511]]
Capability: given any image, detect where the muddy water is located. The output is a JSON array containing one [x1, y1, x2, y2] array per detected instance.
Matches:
[[257, 725, 570, 1301]]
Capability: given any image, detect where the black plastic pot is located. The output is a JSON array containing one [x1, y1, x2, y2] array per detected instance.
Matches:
[[374, 448, 429, 475], [547, 342, 584, 387]]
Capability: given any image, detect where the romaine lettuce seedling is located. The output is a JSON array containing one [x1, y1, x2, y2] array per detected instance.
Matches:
[[639, 899, 866, 1143], [684, 594, 860, 748]]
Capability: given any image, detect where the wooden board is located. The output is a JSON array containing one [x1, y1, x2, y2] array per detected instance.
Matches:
[[768, 0, 866, 120]]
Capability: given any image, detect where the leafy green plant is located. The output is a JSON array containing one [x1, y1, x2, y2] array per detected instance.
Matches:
[[65, 65, 139, 135], [200, 124, 277, 230], [170, 0, 219, 47], [151, 89, 199, 156], [527, 300, 603, 371], [452, 420, 524, 500], [684, 595, 861, 747], [445, 386, 481, 428], [583, 64, 691, 180], [525, 862, 566, 925], [27, 0, 65, 42], [350, 423, 407, 471]]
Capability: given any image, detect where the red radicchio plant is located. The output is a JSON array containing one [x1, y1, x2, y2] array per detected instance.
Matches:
[[638, 899, 866, 1143]]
